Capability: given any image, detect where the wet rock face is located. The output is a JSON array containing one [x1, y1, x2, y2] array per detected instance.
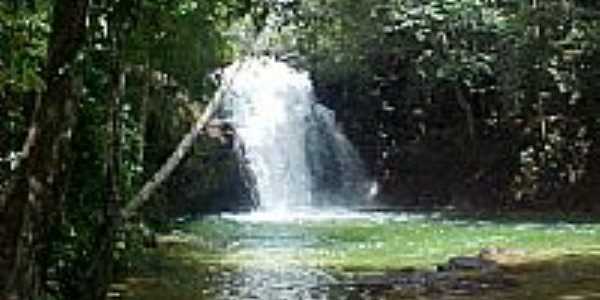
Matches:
[[205, 119, 235, 145]]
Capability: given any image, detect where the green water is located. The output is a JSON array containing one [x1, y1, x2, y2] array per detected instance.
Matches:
[[125, 211, 600, 300]]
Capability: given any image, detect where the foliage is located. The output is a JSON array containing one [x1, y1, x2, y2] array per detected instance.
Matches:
[[284, 0, 600, 211], [0, 2, 48, 185], [1, 0, 263, 299], [2, 0, 600, 298]]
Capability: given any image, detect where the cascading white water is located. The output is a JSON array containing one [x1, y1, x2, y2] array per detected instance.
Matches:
[[218, 57, 374, 213]]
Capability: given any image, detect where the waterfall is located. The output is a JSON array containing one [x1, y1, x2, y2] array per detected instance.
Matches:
[[218, 57, 374, 213]]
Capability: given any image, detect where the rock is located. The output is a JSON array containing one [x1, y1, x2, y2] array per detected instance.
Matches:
[[436, 264, 450, 272], [448, 256, 498, 272], [429, 271, 454, 281], [478, 247, 528, 265], [452, 279, 480, 294], [479, 247, 526, 258], [334, 262, 516, 300], [106, 291, 122, 299]]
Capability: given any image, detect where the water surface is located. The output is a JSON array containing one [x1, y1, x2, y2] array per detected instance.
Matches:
[[125, 211, 600, 300]]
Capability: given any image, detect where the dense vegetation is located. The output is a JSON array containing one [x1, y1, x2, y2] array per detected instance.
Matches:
[[1, 0, 599, 299], [0, 0, 261, 299], [282, 0, 600, 212]]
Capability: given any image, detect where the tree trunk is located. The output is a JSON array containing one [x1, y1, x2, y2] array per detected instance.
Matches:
[[121, 62, 245, 219], [122, 94, 223, 219], [455, 87, 475, 142], [139, 58, 151, 171], [81, 8, 126, 300], [99, 19, 125, 299], [0, 1, 88, 299], [121, 94, 230, 219]]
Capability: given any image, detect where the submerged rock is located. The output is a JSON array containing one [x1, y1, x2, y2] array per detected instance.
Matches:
[[447, 256, 498, 272]]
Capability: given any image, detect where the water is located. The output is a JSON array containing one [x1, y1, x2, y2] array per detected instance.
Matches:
[[124, 58, 600, 299], [217, 57, 373, 213], [126, 213, 600, 300]]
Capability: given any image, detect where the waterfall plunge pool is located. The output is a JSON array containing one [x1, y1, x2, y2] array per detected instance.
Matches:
[[122, 58, 600, 299], [123, 211, 600, 300]]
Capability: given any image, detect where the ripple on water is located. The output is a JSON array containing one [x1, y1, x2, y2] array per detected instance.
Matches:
[[212, 267, 337, 300]]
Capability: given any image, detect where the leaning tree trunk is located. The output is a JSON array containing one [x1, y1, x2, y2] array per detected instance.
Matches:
[[122, 92, 223, 219], [0, 1, 88, 299], [121, 62, 246, 219]]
